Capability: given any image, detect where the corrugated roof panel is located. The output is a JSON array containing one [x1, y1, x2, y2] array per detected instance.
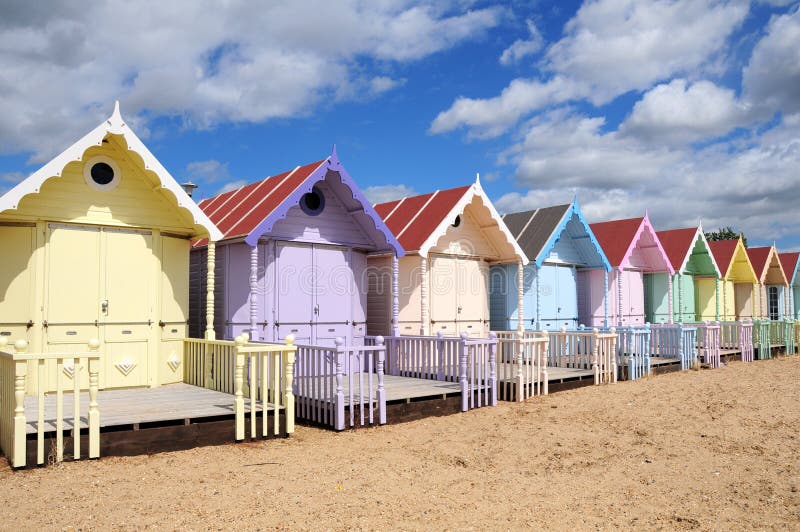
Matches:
[[501, 210, 535, 240], [378, 192, 434, 247], [707, 240, 738, 275], [779, 252, 799, 285], [213, 170, 293, 236], [589, 217, 643, 267], [516, 204, 570, 262], [374, 199, 402, 221], [399, 186, 470, 251], [746, 247, 771, 280]]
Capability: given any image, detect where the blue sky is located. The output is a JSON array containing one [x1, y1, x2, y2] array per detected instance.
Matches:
[[1, 1, 799, 249]]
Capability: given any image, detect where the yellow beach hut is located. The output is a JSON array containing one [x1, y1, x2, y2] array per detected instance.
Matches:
[[0, 102, 222, 392], [705, 238, 758, 320]]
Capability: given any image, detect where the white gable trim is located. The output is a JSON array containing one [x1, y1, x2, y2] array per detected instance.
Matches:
[[0, 102, 223, 241], [679, 226, 722, 278], [417, 176, 528, 264]]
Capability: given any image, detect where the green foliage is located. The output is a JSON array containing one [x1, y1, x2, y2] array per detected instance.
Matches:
[[705, 226, 747, 247]]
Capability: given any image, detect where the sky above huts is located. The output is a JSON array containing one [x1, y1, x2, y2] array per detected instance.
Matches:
[[0, 1, 798, 248]]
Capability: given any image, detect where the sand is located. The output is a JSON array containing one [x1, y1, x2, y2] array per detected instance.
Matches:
[[1, 357, 799, 531]]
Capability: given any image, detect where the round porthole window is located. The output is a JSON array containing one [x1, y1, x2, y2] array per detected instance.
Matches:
[[451, 215, 462, 228], [300, 186, 325, 216], [83, 156, 121, 191]]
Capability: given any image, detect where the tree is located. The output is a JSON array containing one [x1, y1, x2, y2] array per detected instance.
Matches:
[[705, 226, 747, 247]]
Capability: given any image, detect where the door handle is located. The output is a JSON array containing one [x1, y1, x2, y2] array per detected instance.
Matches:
[[314, 304, 319, 316], [101, 300, 109, 315]]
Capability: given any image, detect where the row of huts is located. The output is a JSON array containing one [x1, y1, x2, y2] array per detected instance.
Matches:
[[1, 104, 799, 385], [0, 103, 797, 466]]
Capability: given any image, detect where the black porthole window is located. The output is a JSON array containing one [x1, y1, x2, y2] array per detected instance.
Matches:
[[83, 155, 121, 191], [90, 162, 115, 185], [452, 215, 461, 228], [300, 186, 325, 216]]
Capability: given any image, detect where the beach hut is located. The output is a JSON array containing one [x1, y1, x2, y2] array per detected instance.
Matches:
[[0, 102, 221, 391], [779, 252, 800, 320], [583, 215, 673, 327], [707, 238, 757, 320], [368, 177, 526, 338], [489, 200, 610, 331], [747, 245, 788, 320], [646, 227, 721, 323], [189, 148, 403, 346]]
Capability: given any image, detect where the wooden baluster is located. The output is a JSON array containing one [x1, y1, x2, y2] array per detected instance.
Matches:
[[489, 332, 497, 406], [88, 339, 100, 459], [334, 338, 345, 430], [37, 359, 45, 465], [459, 333, 468, 412], [592, 328, 600, 385], [249, 351, 256, 439], [515, 330, 524, 402], [376, 336, 386, 425], [610, 328, 618, 383], [284, 335, 295, 435], [234, 334, 246, 441], [205, 241, 216, 340], [73, 357, 80, 460], [436, 330, 445, 381], [56, 357, 64, 463]]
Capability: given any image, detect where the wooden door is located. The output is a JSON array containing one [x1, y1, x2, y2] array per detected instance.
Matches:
[[160, 235, 189, 384], [313, 245, 351, 346], [274, 242, 312, 344], [734, 283, 753, 319], [103, 228, 153, 388], [537, 265, 559, 330], [456, 258, 488, 337], [678, 275, 695, 322], [0, 224, 35, 343], [556, 265, 578, 329], [625, 270, 645, 326], [45, 224, 101, 389], [350, 251, 368, 345], [430, 255, 458, 336]]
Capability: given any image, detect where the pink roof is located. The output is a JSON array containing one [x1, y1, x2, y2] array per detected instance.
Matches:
[[589, 217, 644, 267], [656, 227, 697, 272], [707, 240, 739, 274], [375, 185, 471, 252]]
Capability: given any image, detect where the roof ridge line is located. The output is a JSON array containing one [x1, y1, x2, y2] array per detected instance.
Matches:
[[223, 164, 305, 238], [396, 190, 439, 239]]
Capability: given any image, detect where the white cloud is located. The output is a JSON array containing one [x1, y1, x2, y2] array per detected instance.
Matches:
[[432, 0, 750, 137], [216, 179, 248, 195], [499, 19, 544, 65], [496, 110, 800, 246], [620, 79, 752, 144], [0, 1, 503, 162], [363, 184, 417, 204], [185, 160, 231, 184], [742, 8, 800, 114]]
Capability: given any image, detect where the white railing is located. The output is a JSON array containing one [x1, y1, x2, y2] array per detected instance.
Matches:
[[184, 334, 296, 441], [495, 331, 549, 401], [718, 321, 754, 362], [0, 338, 101, 468], [649, 323, 699, 370], [293, 338, 386, 431]]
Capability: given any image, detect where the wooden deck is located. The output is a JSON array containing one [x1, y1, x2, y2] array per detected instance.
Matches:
[[23, 383, 281, 435], [295, 374, 467, 405]]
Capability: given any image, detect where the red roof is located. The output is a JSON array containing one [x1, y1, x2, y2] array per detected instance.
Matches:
[[707, 240, 739, 275], [780, 252, 799, 284], [374, 185, 471, 252], [656, 228, 697, 272], [588, 217, 643, 267], [746, 246, 772, 280], [195, 159, 325, 245]]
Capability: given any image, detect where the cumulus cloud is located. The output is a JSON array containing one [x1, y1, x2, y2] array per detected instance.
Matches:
[[185, 160, 231, 184], [499, 19, 544, 65], [620, 79, 752, 144], [742, 8, 800, 114], [495, 110, 800, 246], [0, 1, 502, 162], [363, 184, 417, 204], [432, 0, 749, 138]]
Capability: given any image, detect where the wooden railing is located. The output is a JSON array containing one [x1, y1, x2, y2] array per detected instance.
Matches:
[[372, 332, 498, 411], [293, 338, 386, 431], [184, 334, 296, 441], [752, 320, 772, 360], [649, 323, 699, 370], [0, 338, 101, 468], [769, 320, 795, 355], [718, 321, 754, 362], [613, 326, 652, 381], [795, 322, 800, 356], [495, 331, 549, 401]]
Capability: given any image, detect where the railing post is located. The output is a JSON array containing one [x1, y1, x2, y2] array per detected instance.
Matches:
[[610, 328, 618, 383], [88, 338, 100, 459], [459, 333, 468, 412], [335, 338, 346, 431], [11, 340, 28, 468], [541, 330, 549, 395], [436, 330, 445, 381], [283, 334, 296, 435], [592, 328, 600, 385], [376, 336, 387, 424], [489, 332, 497, 406], [515, 329, 524, 402], [234, 334, 247, 441]]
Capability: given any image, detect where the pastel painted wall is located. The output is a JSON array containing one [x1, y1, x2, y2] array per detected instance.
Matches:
[[645, 273, 696, 323]]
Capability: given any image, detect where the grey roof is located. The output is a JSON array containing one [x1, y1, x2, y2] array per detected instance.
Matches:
[[502, 204, 571, 261]]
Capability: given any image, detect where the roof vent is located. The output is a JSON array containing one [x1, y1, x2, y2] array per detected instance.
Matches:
[[181, 182, 198, 197]]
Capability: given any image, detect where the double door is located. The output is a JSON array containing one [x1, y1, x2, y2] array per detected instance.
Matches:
[[274, 242, 365, 347], [537, 264, 578, 330], [617, 269, 645, 326], [45, 224, 153, 389], [430, 255, 488, 337]]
